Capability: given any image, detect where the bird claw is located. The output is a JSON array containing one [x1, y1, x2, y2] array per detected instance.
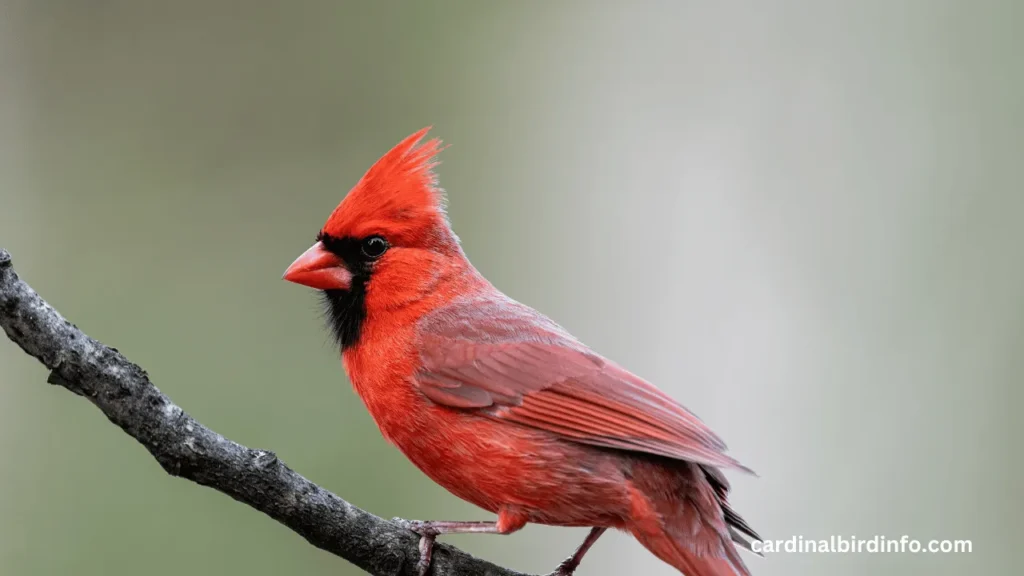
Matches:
[[393, 518, 438, 576], [391, 517, 413, 530], [544, 557, 579, 576], [392, 517, 439, 536]]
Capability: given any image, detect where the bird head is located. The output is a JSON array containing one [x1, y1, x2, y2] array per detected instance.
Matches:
[[283, 127, 465, 349]]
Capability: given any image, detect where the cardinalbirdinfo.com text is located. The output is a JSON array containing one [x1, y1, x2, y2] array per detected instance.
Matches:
[[752, 535, 973, 554]]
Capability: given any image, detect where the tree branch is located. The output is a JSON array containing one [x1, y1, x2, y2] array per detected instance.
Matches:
[[0, 249, 527, 576]]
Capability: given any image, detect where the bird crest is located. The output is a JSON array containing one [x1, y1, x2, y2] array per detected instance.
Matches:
[[322, 127, 457, 252]]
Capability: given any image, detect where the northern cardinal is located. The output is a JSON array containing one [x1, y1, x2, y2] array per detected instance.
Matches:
[[283, 128, 759, 576]]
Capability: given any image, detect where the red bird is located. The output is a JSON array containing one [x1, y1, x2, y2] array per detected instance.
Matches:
[[283, 128, 760, 576]]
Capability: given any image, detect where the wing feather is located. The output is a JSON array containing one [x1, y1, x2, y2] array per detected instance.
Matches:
[[415, 297, 752, 473]]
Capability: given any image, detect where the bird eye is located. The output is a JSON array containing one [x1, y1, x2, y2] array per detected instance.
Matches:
[[361, 236, 389, 259]]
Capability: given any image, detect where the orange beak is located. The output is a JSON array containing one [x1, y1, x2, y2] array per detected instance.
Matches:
[[282, 242, 353, 290]]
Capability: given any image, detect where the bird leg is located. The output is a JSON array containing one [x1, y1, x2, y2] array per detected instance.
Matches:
[[548, 527, 607, 576], [393, 519, 504, 576]]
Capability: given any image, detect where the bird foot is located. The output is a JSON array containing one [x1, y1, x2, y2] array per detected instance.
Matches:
[[392, 518, 441, 536], [544, 557, 581, 576], [392, 518, 505, 575], [544, 526, 605, 576], [392, 518, 438, 576]]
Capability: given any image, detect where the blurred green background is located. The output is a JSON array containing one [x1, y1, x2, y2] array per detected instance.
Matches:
[[1, 1, 1020, 575]]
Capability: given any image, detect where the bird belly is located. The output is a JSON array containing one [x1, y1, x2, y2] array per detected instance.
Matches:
[[385, 403, 632, 528], [344, 340, 630, 527]]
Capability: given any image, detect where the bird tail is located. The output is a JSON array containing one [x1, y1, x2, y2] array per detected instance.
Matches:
[[626, 461, 757, 576]]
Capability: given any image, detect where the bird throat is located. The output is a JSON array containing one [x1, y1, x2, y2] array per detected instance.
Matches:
[[316, 233, 376, 351], [321, 280, 368, 351]]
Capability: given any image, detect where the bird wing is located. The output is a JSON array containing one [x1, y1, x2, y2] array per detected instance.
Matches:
[[414, 296, 752, 472]]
